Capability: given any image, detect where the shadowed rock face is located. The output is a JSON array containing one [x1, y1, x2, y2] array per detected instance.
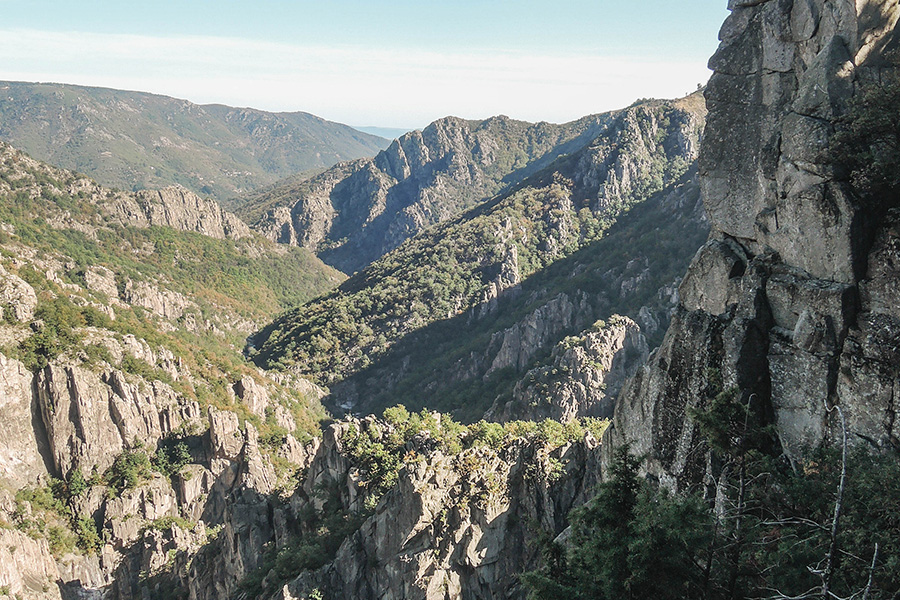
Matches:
[[603, 0, 900, 490]]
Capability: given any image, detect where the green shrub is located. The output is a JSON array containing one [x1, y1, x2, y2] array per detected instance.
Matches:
[[523, 408, 900, 600], [15, 484, 66, 515], [12, 296, 117, 371], [46, 524, 77, 557], [833, 67, 900, 207], [67, 468, 88, 497], [146, 516, 195, 532], [467, 420, 506, 449], [75, 516, 102, 553], [152, 440, 191, 478], [522, 446, 711, 600], [82, 343, 113, 367], [120, 355, 173, 385], [105, 447, 152, 494]]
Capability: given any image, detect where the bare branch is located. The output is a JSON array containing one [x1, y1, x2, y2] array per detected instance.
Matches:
[[822, 401, 848, 598], [861, 543, 879, 600], [763, 585, 820, 600], [761, 518, 829, 531]]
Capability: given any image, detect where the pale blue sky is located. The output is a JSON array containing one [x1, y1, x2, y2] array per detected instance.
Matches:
[[0, 1, 730, 128]]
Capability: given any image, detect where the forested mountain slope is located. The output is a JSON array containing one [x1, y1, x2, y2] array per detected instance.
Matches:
[[0, 140, 350, 599], [0, 140, 615, 600], [0, 81, 389, 203]]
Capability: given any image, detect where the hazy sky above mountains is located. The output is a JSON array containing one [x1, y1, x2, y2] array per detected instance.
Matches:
[[1, 0, 729, 128]]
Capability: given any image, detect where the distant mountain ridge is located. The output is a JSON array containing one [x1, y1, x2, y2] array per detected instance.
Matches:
[[0, 81, 390, 202], [243, 112, 617, 273]]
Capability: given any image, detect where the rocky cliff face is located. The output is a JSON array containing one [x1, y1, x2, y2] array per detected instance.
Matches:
[[0, 335, 325, 599], [603, 0, 900, 489], [488, 316, 649, 423], [0, 141, 339, 600], [109, 186, 252, 241], [276, 425, 603, 600], [248, 114, 614, 273], [1, 142, 249, 243]]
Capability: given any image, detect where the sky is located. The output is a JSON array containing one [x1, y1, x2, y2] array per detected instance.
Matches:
[[0, 1, 730, 129]]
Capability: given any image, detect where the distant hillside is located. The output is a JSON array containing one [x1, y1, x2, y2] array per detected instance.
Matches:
[[251, 95, 709, 420], [0, 140, 346, 597], [0, 81, 390, 202], [243, 112, 617, 273]]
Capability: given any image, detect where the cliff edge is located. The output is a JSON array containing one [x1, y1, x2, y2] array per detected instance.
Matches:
[[603, 0, 900, 488]]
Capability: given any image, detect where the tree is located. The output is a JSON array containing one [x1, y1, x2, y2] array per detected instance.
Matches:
[[832, 65, 900, 208], [523, 445, 710, 600]]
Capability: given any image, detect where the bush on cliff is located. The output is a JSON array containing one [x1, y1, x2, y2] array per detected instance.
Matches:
[[833, 66, 900, 208]]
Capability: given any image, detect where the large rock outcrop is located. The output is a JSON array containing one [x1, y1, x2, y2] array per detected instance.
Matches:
[[0, 524, 63, 600], [108, 186, 252, 240], [256, 419, 605, 600], [489, 316, 649, 422], [0, 355, 47, 487], [35, 362, 201, 477], [603, 0, 900, 489]]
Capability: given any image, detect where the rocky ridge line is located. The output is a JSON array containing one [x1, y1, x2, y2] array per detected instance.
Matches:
[[249, 113, 616, 272]]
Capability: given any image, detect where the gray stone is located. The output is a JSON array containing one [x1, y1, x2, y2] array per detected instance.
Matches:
[[790, 0, 820, 41], [0, 264, 37, 323], [0, 354, 47, 487], [233, 375, 270, 418], [208, 408, 243, 466], [109, 185, 251, 240], [603, 0, 900, 492], [36, 364, 124, 476], [792, 37, 854, 119], [768, 341, 830, 459], [679, 238, 748, 315], [489, 316, 649, 422], [83, 266, 120, 300], [0, 528, 63, 600]]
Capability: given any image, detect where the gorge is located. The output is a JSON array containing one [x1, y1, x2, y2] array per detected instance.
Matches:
[[0, 1, 898, 599]]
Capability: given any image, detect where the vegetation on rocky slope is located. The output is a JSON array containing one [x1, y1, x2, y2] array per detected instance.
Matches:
[[253, 176, 606, 377], [0, 145, 343, 324], [239, 406, 609, 598], [0, 143, 348, 599], [240, 112, 616, 272], [334, 173, 707, 421], [252, 100, 704, 396], [0, 141, 337, 465]]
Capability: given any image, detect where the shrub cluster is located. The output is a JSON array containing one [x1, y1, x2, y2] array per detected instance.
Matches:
[[523, 390, 900, 600]]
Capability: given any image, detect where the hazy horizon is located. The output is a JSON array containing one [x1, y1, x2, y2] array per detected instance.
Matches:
[[0, 1, 729, 129]]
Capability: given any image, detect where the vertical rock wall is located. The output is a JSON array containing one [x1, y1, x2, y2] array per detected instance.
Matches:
[[603, 0, 900, 489]]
